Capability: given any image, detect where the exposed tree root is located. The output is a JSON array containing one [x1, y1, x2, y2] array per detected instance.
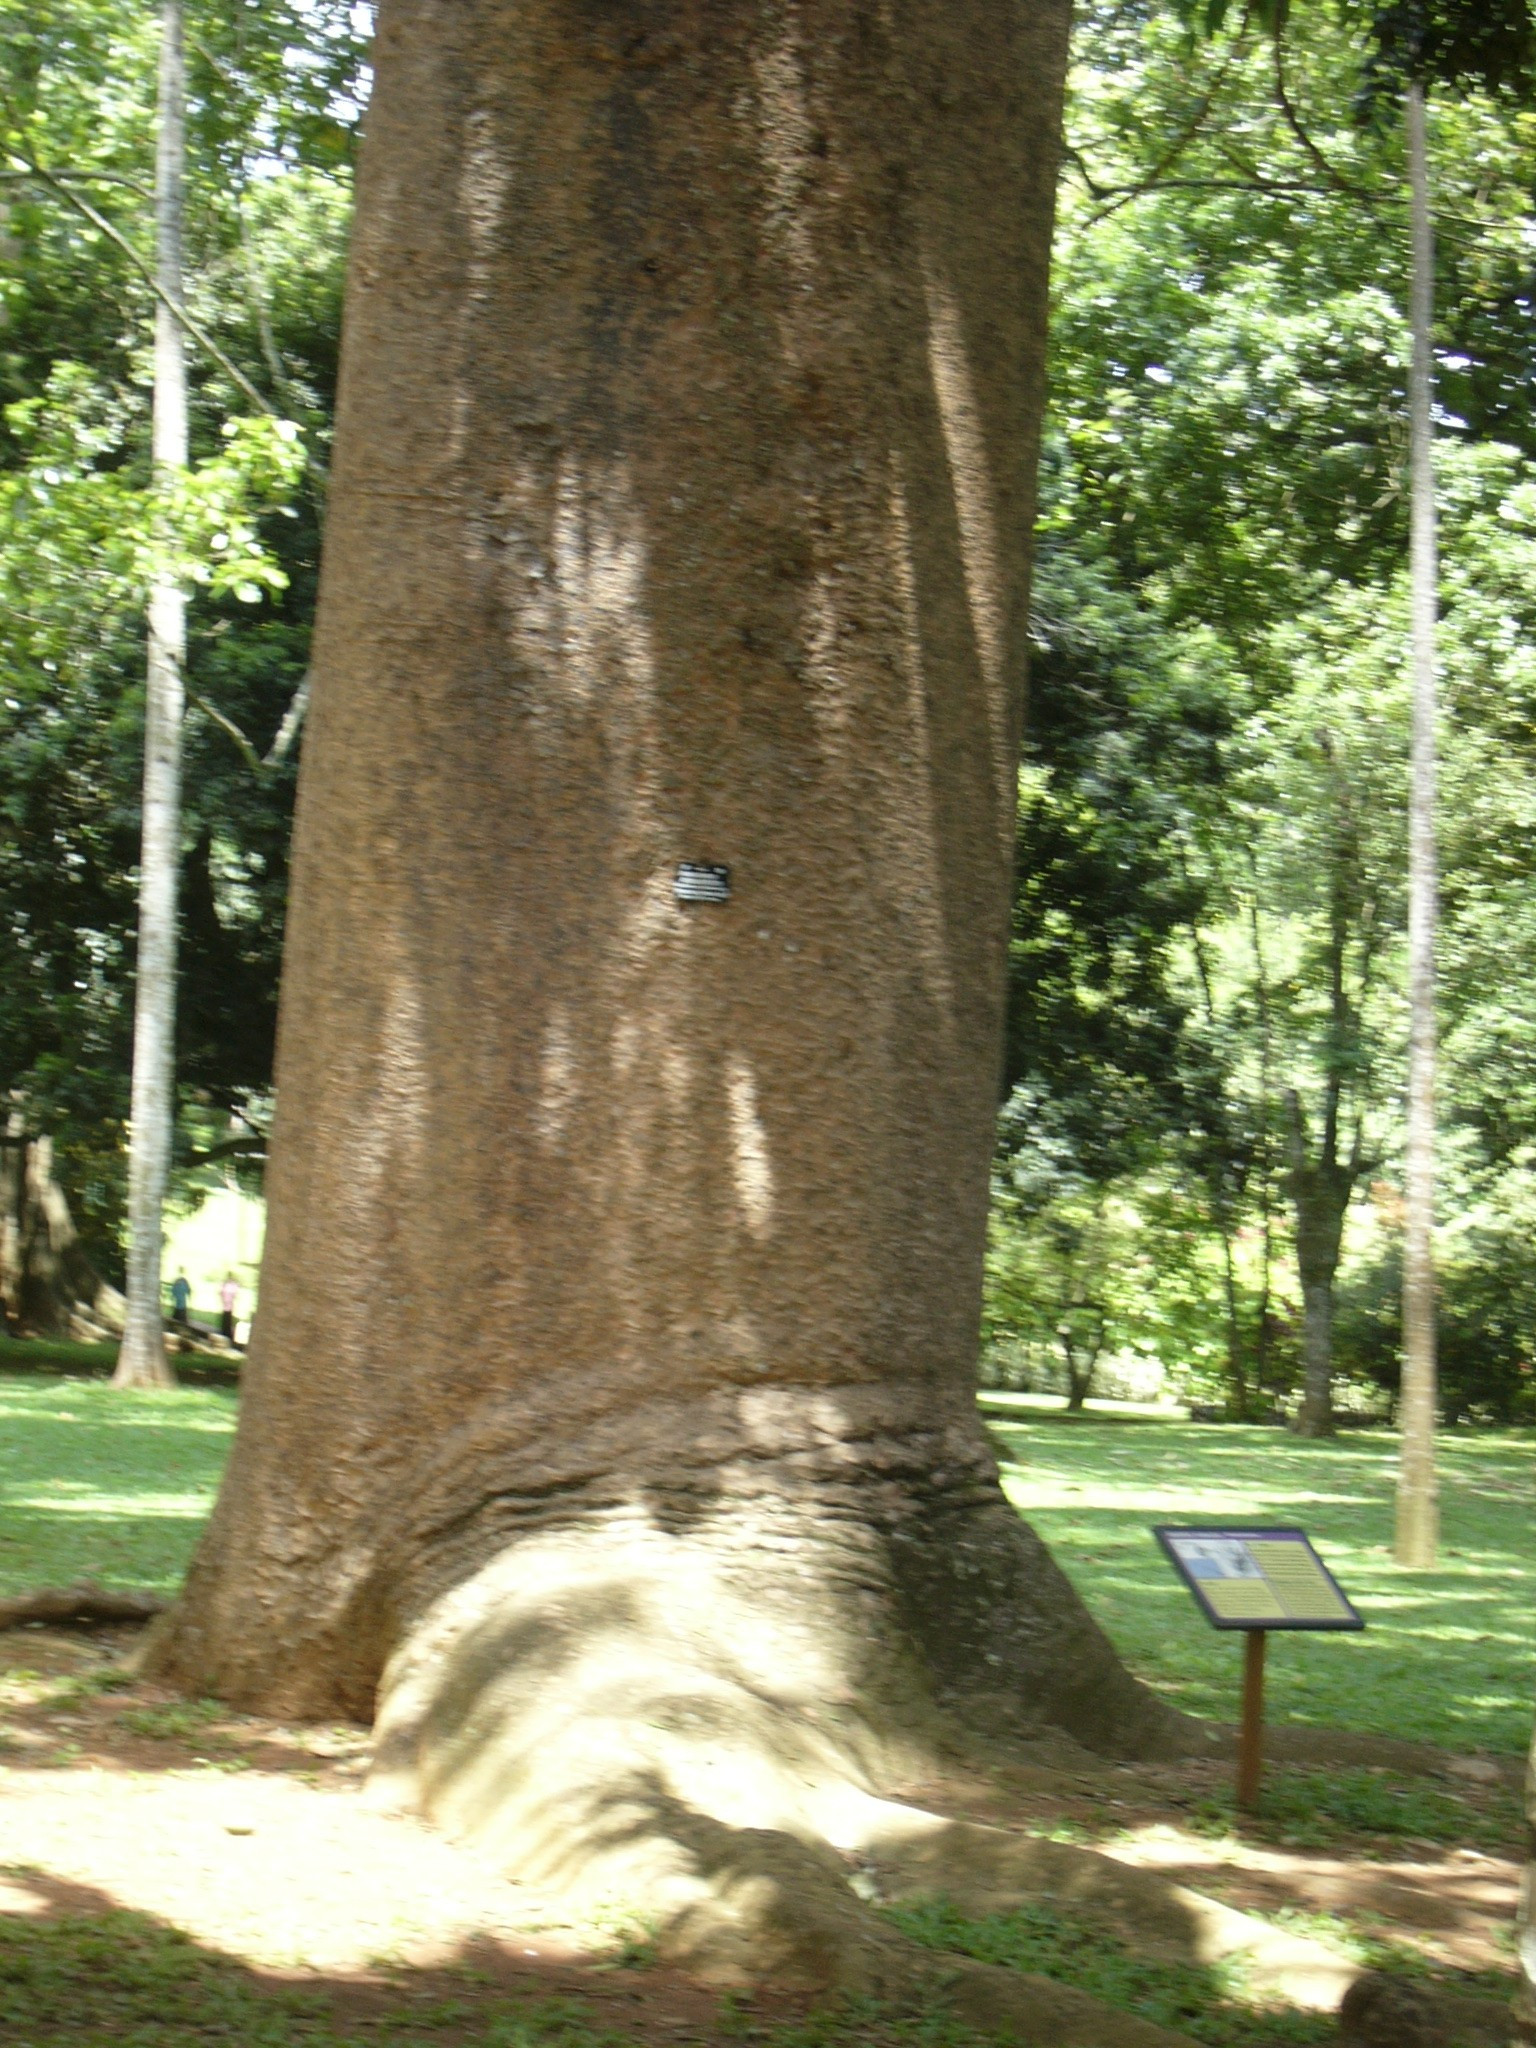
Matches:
[[357, 1505, 1354, 2040], [864, 1813, 1358, 2011], [1339, 1971, 1514, 2048], [0, 1585, 167, 1631]]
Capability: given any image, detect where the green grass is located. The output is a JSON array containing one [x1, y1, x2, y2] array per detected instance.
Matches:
[[0, 1371, 235, 1600], [885, 1894, 1336, 2047], [2, 1364, 1530, 1757], [989, 1414, 1536, 1753], [0, 1895, 994, 2048], [1187, 1766, 1520, 1851]]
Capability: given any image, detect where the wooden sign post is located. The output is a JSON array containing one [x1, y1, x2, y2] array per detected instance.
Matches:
[[1155, 1525, 1364, 1814], [1237, 1628, 1267, 1811]]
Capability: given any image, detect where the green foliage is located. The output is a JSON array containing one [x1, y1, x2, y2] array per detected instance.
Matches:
[[997, 0, 1536, 1418], [1171, 0, 1536, 104], [115, 1696, 230, 1741], [1006, 545, 1222, 1185], [0, 1, 359, 1274]]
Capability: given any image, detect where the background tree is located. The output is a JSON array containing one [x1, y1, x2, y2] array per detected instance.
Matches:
[[115, 0, 190, 1391], [996, 0, 1536, 1437], [0, 0, 361, 1331]]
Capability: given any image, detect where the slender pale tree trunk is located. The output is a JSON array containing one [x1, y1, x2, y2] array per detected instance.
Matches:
[[1396, 79, 1439, 1566], [148, 0, 1184, 1979], [115, 0, 187, 1391]]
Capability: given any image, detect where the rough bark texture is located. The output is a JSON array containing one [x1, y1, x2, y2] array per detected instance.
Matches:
[[1396, 79, 1439, 1568], [116, 0, 187, 1392], [0, 1125, 124, 1338], [149, 0, 1186, 1979]]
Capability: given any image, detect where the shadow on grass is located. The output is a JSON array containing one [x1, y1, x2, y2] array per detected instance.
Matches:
[[0, 1865, 656, 2048], [0, 1336, 239, 1388], [985, 1419, 1536, 1753], [0, 1865, 1036, 2048], [883, 1894, 1335, 2048]]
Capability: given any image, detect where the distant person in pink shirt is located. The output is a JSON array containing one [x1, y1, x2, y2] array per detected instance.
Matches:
[[219, 1274, 240, 1346]]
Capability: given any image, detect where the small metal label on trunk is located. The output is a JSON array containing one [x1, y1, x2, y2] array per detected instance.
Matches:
[[675, 863, 732, 905]]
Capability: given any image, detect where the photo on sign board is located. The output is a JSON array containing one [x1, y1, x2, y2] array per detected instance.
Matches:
[[1167, 1536, 1265, 1581]]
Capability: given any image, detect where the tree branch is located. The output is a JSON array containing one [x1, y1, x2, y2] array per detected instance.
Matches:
[[263, 670, 310, 766], [1272, 32, 1377, 204], [3, 142, 327, 496], [184, 1134, 268, 1167], [0, 167, 152, 197], [190, 692, 264, 774]]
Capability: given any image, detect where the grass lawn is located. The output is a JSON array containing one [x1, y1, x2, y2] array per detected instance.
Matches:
[[989, 1410, 1536, 1755], [1, 1349, 1530, 1755], [0, 1350, 235, 1602]]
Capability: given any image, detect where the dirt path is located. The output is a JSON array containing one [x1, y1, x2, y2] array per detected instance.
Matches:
[[1, 1623, 1524, 2040]]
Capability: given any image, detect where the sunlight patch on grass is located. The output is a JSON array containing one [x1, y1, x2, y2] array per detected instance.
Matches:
[[993, 1418, 1536, 1753], [0, 1375, 237, 1599]]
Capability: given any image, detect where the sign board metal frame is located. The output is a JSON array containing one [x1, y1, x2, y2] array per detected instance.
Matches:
[[1154, 1524, 1365, 1634]]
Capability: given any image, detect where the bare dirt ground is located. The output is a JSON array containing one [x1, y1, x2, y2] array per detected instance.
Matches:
[[0, 1622, 1524, 2042]]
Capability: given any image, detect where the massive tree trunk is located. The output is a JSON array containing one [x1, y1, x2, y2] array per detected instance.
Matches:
[[149, 0, 1180, 1978], [116, 0, 188, 1392]]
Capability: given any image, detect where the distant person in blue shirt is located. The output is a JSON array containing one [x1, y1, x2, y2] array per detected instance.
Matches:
[[169, 1272, 191, 1326]]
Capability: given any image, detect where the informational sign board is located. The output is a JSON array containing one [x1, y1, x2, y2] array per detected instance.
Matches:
[[1154, 1525, 1364, 1632]]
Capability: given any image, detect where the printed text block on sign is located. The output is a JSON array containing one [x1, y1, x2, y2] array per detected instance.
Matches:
[[1154, 1525, 1364, 1632]]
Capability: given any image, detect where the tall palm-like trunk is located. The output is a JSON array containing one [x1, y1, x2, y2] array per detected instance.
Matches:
[[115, 0, 187, 1391], [1395, 79, 1438, 1566], [148, 0, 1179, 1978]]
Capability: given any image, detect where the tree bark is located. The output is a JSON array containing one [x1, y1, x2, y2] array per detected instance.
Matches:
[[1298, 1280, 1335, 1438], [116, 0, 187, 1392], [1396, 78, 1439, 1568], [1064, 1360, 1096, 1412], [1286, 1092, 1355, 1438], [148, 0, 1180, 1972], [0, 1118, 124, 1339]]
